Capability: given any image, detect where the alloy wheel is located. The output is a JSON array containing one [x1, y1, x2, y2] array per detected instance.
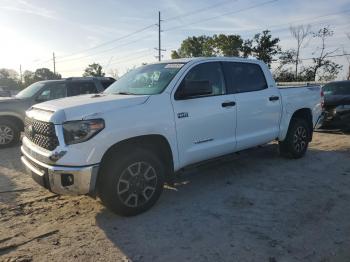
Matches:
[[117, 161, 158, 208], [0, 125, 14, 145], [293, 126, 307, 153]]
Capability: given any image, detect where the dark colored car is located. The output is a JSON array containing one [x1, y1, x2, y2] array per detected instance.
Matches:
[[321, 80, 350, 131], [0, 90, 11, 97], [0, 77, 115, 148]]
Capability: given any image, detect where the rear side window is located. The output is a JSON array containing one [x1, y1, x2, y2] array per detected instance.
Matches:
[[101, 80, 115, 89], [323, 82, 350, 95], [223, 62, 267, 93], [67, 81, 97, 97]]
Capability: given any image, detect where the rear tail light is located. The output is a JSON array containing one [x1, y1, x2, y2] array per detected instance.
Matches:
[[320, 89, 325, 109]]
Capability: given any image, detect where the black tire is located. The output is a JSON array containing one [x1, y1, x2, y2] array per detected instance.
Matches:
[[0, 119, 20, 148], [279, 118, 310, 159], [98, 147, 165, 216]]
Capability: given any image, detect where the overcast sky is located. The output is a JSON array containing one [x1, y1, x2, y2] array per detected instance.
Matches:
[[0, 0, 349, 78]]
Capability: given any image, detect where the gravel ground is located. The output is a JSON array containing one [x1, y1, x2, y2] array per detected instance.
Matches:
[[0, 131, 350, 262]]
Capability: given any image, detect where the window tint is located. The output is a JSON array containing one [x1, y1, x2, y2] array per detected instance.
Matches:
[[101, 80, 115, 89], [323, 82, 350, 95], [177, 62, 225, 98], [67, 81, 97, 97], [36, 83, 66, 101], [223, 62, 267, 93]]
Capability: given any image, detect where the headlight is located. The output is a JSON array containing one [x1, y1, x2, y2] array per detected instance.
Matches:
[[63, 119, 105, 145]]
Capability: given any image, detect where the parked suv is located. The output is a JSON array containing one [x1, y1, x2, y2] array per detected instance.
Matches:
[[0, 77, 115, 148]]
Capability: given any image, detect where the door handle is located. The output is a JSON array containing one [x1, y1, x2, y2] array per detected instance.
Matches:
[[269, 96, 279, 101], [222, 101, 236, 107]]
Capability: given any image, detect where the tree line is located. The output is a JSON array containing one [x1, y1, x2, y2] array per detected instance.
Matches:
[[172, 25, 347, 82]]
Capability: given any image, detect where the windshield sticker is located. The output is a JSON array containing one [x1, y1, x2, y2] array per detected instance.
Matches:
[[165, 63, 184, 69]]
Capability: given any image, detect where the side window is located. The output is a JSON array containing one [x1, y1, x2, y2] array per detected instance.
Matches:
[[176, 62, 225, 99], [80, 82, 97, 94], [36, 83, 66, 102], [223, 62, 268, 93], [67, 82, 97, 97], [101, 80, 115, 89]]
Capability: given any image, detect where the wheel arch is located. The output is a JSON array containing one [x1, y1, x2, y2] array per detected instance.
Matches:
[[0, 114, 24, 131], [288, 108, 313, 141], [98, 134, 175, 184]]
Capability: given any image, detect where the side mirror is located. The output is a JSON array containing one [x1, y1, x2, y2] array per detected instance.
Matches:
[[176, 80, 212, 99]]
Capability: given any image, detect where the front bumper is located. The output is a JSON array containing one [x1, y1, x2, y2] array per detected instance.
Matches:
[[21, 146, 99, 195]]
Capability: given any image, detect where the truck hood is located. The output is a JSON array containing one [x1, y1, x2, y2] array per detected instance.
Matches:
[[27, 93, 150, 124]]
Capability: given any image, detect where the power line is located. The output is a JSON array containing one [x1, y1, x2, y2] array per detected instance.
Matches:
[[56, 35, 154, 63], [58, 49, 153, 74], [236, 9, 350, 36], [163, 0, 238, 22], [164, 0, 278, 32], [56, 24, 156, 60]]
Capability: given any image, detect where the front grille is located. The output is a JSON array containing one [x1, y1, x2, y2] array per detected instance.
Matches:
[[24, 117, 59, 151]]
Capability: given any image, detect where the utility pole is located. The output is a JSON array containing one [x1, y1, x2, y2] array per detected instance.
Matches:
[[155, 11, 165, 61], [53, 52, 56, 74], [158, 11, 161, 61], [19, 64, 22, 84]]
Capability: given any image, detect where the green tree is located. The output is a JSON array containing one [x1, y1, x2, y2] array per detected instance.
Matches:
[[241, 39, 253, 58], [171, 36, 215, 58], [274, 69, 296, 82], [33, 68, 61, 81], [83, 63, 105, 77], [249, 30, 281, 68], [23, 70, 35, 87], [212, 34, 243, 56], [0, 68, 20, 90]]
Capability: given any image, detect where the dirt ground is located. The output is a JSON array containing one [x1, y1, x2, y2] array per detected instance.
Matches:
[[0, 131, 350, 262]]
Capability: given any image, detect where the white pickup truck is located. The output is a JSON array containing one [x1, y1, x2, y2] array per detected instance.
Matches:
[[21, 57, 323, 216]]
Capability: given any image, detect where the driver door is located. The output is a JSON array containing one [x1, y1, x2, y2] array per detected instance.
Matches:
[[171, 62, 237, 167]]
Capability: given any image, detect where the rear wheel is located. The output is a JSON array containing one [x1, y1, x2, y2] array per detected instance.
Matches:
[[98, 148, 165, 216], [279, 118, 310, 159], [0, 119, 20, 148]]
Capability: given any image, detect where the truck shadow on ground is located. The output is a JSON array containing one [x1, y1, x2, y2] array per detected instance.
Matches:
[[95, 143, 350, 261], [0, 146, 27, 205]]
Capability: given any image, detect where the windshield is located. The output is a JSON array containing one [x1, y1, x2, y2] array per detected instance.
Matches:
[[15, 82, 45, 99], [323, 82, 350, 95], [104, 63, 185, 95]]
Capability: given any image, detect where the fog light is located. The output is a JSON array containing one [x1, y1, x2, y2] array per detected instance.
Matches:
[[61, 174, 74, 186]]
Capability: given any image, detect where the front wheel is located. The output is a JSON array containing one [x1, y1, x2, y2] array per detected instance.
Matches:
[[279, 118, 310, 159], [0, 119, 20, 148], [98, 148, 165, 216]]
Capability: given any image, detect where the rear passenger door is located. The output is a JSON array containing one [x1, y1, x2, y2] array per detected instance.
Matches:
[[67, 81, 98, 97], [223, 62, 281, 150]]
